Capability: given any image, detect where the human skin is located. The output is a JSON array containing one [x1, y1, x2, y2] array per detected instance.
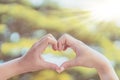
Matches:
[[0, 34, 119, 80], [57, 34, 119, 80], [0, 34, 59, 80]]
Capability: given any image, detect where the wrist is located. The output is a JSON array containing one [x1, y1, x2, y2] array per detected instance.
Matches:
[[95, 61, 119, 80], [0, 58, 28, 80]]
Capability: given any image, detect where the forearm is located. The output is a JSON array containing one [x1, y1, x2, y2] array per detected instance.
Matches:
[[96, 62, 119, 80], [88, 48, 119, 80], [0, 58, 27, 80]]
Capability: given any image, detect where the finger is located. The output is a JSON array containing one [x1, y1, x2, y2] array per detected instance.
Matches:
[[38, 33, 54, 41], [52, 44, 58, 51], [47, 34, 57, 47], [63, 45, 69, 51], [52, 45, 56, 51], [31, 34, 53, 48], [32, 34, 57, 54], [45, 34, 57, 50], [57, 59, 76, 73], [38, 37, 57, 53], [58, 41, 63, 51], [47, 37, 57, 47], [52, 39, 58, 50], [58, 37, 65, 51]]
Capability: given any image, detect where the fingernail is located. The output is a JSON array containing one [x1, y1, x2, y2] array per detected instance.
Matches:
[[56, 68, 61, 73], [56, 69, 61, 73], [60, 67, 65, 72], [56, 67, 64, 73]]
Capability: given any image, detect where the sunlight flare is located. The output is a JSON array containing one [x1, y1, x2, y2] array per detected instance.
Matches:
[[90, 0, 120, 21]]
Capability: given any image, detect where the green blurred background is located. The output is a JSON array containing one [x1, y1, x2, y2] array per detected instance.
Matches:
[[0, 0, 120, 80]]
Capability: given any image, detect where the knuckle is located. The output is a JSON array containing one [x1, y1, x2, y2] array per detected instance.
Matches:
[[46, 37, 51, 41], [63, 33, 69, 38], [63, 33, 68, 36], [47, 33, 53, 37]]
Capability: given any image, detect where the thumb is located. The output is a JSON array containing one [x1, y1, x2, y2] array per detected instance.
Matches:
[[57, 59, 76, 73], [37, 36, 57, 54]]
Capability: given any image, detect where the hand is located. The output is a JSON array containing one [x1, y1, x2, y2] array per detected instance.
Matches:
[[57, 34, 107, 69], [57, 34, 119, 80], [0, 34, 59, 80], [19, 34, 59, 72]]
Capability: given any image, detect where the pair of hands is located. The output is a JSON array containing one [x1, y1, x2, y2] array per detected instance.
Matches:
[[0, 34, 119, 80], [19, 34, 109, 73]]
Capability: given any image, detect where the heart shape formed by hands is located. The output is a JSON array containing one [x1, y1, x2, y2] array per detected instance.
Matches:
[[1, 34, 119, 80], [22, 33, 78, 73], [41, 48, 75, 73], [41, 34, 99, 73], [2, 33, 118, 80], [22, 33, 100, 73], [38, 33, 80, 73]]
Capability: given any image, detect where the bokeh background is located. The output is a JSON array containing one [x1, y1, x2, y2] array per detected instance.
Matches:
[[0, 0, 120, 80]]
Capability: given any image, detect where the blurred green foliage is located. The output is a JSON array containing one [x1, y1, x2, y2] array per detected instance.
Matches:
[[0, 0, 120, 80]]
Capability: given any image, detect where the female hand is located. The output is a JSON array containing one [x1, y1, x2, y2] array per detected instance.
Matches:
[[0, 34, 59, 80], [57, 34, 119, 80], [19, 34, 59, 72]]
